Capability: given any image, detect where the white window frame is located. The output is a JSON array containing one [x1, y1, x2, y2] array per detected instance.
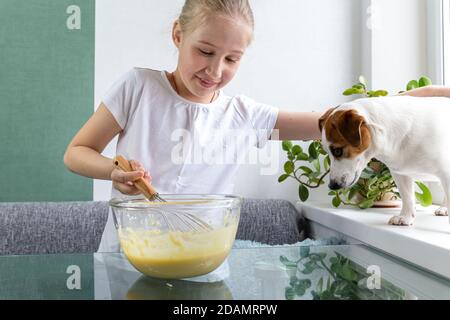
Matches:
[[428, 0, 449, 85], [443, 0, 450, 85]]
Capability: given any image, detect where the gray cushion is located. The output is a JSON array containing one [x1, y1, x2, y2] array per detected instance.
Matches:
[[0, 202, 109, 255], [237, 198, 305, 245], [0, 198, 304, 255]]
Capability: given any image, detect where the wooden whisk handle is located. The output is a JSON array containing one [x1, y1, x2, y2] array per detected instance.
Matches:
[[113, 155, 158, 200]]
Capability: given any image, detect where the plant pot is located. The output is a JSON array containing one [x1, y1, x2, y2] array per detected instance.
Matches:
[[353, 191, 402, 208], [372, 191, 402, 208]]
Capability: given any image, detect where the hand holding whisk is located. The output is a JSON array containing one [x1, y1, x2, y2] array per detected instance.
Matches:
[[113, 155, 165, 202], [113, 155, 212, 232]]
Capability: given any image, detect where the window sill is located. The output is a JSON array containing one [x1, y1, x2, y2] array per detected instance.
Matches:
[[296, 201, 450, 279]]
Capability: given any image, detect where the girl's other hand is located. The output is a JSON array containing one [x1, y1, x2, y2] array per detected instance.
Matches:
[[111, 159, 152, 195]]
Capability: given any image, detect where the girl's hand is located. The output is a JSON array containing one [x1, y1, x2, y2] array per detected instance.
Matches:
[[111, 159, 152, 195]]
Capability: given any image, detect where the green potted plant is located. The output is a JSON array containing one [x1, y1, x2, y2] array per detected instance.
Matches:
[[278, 76, 433, 209]]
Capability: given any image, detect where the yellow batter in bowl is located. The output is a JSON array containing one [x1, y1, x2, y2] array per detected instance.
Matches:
[[118, 221, 238, 279]]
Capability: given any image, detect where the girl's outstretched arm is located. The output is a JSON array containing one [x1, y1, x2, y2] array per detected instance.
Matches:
[[272, 110, 323, 141], [399, 85, 450, 97]]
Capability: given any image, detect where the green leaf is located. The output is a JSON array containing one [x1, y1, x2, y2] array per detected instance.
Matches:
[[313, 140, 322, 149], [317, 278, 324, 292], [311, 290, 320, 300], [313, 159, 321, 172], [358, 75, 368, 88], [328, 191, 336, 196], [284, 161, 295, 174], [308, 143, 319, 159], [292, 145, 302, 155], [299, 184, 309, 202], [358, 198, 375, 209], [301, 279, 312, 289], [318, 142, 327, 155], [300, 246, 310, 258], [352, 84, 364, 90], [282, 140, 293, 151], [299, 166, 313, 175], [406, 80, 419, 91], [324, 155, 330, 171], [280, 255, 297, 268], [367, 176, 378, 188], [297, 152, 309, 161], [332, 196, 341, 207], [278, 174, 290, 183], [415, 181, 433, 207], [280, 255, 290, 264], [340, 263, 358, 282], [285, 287, 295, 300], [366, 189, 379, 199], [294, 284, 306, 296], [301, 266, 315, 275], [326, 277, 332, 290], [343, 88, 355, 96], [343, 88, 365, 96], [418, 76, 432, 87], [372, 90, 388, 97]]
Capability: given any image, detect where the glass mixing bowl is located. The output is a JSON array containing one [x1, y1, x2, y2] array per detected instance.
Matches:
[[109, 194, 241, 279]]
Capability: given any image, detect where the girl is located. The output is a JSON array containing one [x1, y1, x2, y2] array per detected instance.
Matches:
[[64, 0, 323, 258], [64, 0, 448, 280]]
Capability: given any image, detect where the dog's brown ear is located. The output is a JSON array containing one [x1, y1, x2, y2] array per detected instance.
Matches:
[[318, 106, 338, 132], [336, 110, 366, 147]]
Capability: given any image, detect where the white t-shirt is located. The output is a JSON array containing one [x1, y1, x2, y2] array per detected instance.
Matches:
[[97, 67, 278, 261]]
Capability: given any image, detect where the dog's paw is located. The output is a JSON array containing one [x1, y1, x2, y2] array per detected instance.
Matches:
[[388, 215, 415, 226], [434, 207, 448, 216]]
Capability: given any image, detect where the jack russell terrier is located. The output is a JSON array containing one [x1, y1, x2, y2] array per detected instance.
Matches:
[[318, 96, 450, 226]]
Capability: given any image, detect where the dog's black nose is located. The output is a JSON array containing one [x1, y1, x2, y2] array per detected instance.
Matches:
[[328, 180, 341, 190]]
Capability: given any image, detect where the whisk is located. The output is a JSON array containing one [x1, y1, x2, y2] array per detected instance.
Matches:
[[113, 155, 212, 232]]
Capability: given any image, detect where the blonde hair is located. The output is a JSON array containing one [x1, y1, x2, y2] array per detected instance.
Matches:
[[178, 0, 254, 39]]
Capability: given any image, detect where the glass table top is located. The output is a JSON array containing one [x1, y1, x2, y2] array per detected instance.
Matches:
[[0, 244, 449, 300]]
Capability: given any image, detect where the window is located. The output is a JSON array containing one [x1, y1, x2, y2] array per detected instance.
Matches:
[[427, 0, 450, 85], [443, 0, 450, 84]]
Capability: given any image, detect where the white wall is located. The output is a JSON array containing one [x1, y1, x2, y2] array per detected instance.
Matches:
[[94, 0, 429, 204], [230, 0, 362, 202]]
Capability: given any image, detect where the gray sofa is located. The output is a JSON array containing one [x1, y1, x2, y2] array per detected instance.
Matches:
[[0, 199, 305, 255]]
